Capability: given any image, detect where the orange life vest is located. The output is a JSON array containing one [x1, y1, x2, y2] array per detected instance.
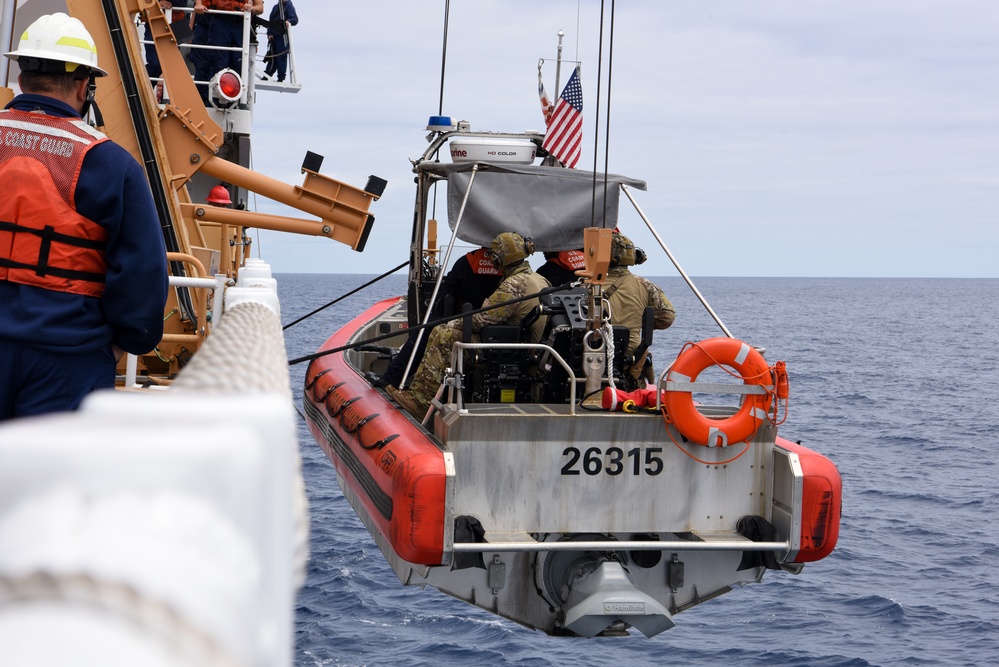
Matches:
[[466, 248, 502, 276], [551, 249, 587, 272], [206, 0, 245, 11], [0, 110, 110, 298]]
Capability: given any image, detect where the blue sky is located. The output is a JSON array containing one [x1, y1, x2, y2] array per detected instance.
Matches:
[[247, 1, 998, 278]]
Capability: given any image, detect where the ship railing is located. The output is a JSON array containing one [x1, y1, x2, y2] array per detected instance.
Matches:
[[254, 21, 301, 92], [451, 341, 578, 414], [122, 252, 227, 388], [139, 6, 300, 108], [136, 7, 243, 105]]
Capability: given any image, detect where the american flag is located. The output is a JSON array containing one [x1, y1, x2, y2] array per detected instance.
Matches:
[[542, 66, 583, 168]]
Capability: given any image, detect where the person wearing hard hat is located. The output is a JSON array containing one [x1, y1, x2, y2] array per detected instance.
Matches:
[[0, 13, 168, 420]]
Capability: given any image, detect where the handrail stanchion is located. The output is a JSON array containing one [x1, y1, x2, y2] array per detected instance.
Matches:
[[126, 353, 138, 387]]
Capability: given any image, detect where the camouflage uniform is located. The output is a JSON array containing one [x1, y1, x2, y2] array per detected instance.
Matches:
[[403, 260, 550, 415], [604, 266, 675, 355], [605, 232, 676, 356]]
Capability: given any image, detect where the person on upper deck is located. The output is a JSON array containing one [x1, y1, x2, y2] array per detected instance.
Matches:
[[143, 1, 189, 82], [376, 246, 502, 390], [0, 14, 168, 420], [263, 0, 299, 83], [387, 232, 551, 420], [603, 232, 675, 382], [190, 0, 263, 102]]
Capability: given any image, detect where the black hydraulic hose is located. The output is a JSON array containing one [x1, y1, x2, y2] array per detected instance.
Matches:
[[287, 282, 578, 366], [282, 261, 408, 331], [100, 0, 195, 322]]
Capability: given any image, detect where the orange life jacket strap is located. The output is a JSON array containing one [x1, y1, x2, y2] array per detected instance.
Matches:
[[0, 220, 108, 284]]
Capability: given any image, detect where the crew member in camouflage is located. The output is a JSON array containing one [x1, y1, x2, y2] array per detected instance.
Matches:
[[604, 232, 676, 383], [388, 232, 551, 420]]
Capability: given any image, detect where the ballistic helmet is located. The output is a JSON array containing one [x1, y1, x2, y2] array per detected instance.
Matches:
[[4, 13, 108, 77], [490, 232, 534, 268], [610, 232, 637, 267]]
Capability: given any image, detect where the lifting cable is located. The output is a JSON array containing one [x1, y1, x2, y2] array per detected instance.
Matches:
[[589, 0, 616, 231], [282, 260, 408, 331], [287, 281, 578, 366], [430, 0, 450, 220]]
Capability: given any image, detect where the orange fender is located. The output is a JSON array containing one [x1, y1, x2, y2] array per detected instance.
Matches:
[[777, 437, 842, 562]]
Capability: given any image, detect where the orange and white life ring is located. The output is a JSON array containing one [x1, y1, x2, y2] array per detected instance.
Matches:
[[663, 337, 773, 447]]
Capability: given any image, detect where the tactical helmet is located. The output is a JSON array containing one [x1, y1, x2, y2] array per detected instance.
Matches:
[[490, 232, 535, 268], [206, 185, 232, 205], [610, 232, 637, 267], [4, 13, 108, 77]]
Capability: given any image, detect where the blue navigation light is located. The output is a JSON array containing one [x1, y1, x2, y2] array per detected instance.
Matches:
[[426, 115, 455, 132]]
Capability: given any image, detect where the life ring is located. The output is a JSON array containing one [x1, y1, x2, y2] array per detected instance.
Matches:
[[663, 338, 773, 447]]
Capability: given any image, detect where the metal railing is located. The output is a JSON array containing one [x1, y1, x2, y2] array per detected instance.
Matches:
[[138, 6, 294, 107], [123, 253, 227, 387], [451, 341, 579, 415], [452, 538, 790, 554]]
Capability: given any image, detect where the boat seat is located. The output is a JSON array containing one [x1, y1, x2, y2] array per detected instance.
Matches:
[[461, 305, 546, 405], [478, 325, 520, 344]]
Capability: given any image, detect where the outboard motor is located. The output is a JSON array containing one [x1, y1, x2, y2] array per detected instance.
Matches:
[[535, 536, 674, 637], [563, 561, 674, 638]]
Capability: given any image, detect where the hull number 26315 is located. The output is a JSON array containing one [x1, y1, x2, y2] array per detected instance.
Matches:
[[561, 446, 664, 476]]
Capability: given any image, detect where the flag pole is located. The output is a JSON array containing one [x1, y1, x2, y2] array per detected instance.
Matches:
[[553, 30, 565, 104]]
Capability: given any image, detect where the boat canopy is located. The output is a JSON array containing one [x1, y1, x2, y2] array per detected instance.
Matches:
[[417, 162, 647, 251]]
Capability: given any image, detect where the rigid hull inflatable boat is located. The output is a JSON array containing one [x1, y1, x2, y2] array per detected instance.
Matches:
[[304, 126, 842, 637]]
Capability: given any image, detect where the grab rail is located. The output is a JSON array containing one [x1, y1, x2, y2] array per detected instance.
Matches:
[[451, 539, 789, 553]]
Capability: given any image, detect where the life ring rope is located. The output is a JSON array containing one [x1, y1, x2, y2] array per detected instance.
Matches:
[[661, 338, 789, 448], [659, 403, 754, 464], [671, 340, 771, 384]]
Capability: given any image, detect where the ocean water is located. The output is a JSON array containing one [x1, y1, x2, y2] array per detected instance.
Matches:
[[277, 274, 999, 667]]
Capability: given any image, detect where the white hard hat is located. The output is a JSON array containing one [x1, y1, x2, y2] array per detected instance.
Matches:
[[4, 12, 108, 77]]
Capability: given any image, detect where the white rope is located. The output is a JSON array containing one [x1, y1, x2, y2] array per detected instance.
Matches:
[[601, 318, 617, 390], [171, 301, 310, 604]]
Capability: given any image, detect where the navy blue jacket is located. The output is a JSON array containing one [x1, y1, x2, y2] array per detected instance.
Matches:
[[267, 0, 299, 37], [0, 94, 168, 355]]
